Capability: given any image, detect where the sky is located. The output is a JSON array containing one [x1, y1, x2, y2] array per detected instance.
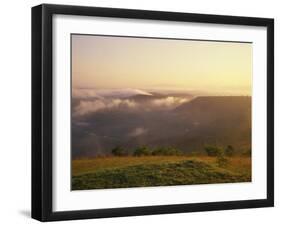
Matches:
[[72, 34, 252, 95]]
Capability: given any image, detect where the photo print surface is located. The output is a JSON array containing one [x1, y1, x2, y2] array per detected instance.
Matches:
[[71, 34, 252, 190]]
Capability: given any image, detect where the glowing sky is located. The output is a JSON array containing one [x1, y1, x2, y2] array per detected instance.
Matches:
[[72, 34, 252, 95]]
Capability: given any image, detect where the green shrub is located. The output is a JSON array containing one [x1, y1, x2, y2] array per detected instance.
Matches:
[[152, 147, 182, 156], [204, 145, 224, 157], [111, 146, 127, 156], [134, 146, 151, 156], [225, 145, 235, 157]]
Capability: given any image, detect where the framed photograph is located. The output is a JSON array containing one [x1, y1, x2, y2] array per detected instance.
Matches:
[[32, 4, 274, 221]]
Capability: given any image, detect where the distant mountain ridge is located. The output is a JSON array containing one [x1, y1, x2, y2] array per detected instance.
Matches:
[[175, 96, 251, 113], [73, 88, 153, 99]]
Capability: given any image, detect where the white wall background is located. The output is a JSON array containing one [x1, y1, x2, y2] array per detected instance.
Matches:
[[0, 0, 279, 225]]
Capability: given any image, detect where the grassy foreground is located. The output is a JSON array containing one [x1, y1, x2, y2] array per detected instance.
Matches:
[[72, 156, 251, 190]]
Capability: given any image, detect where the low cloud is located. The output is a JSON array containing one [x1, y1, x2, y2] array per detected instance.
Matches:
[[72, 89, 191, 116], [152, 96, 188, 108], [73, 99, 138, 116], [74, 100, 107, 116], [128, 127, 147, 137]]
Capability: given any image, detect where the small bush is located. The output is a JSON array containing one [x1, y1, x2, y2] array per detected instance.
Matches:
[[242, 148, 251, 157], [225, 145, 235, 157], [111, 146, 127, 156], [189, 151, 201, 157], [134, 146, 151, 156], [204, 145, 224, 157], [216, 155, 229, 167]]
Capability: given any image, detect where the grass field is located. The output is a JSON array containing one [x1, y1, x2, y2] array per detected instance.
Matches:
[[72, 155, 251, 190]]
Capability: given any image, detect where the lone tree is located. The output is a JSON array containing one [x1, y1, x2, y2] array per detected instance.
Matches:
[[134, 146, 151, 156], [204, 145, 229, 167], [204, 145, 224, 157], [111, 146, 127, 156], [225, 145, 234, 157]]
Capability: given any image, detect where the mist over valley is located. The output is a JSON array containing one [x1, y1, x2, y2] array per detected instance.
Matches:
[[72, 88, 251, 158]]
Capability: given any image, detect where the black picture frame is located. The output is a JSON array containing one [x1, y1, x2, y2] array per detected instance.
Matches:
[[32, 4, 274, 222]]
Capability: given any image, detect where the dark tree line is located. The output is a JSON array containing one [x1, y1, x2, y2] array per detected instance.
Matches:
[[111, 146, 183, 157], [111, 144, 241, 157]]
